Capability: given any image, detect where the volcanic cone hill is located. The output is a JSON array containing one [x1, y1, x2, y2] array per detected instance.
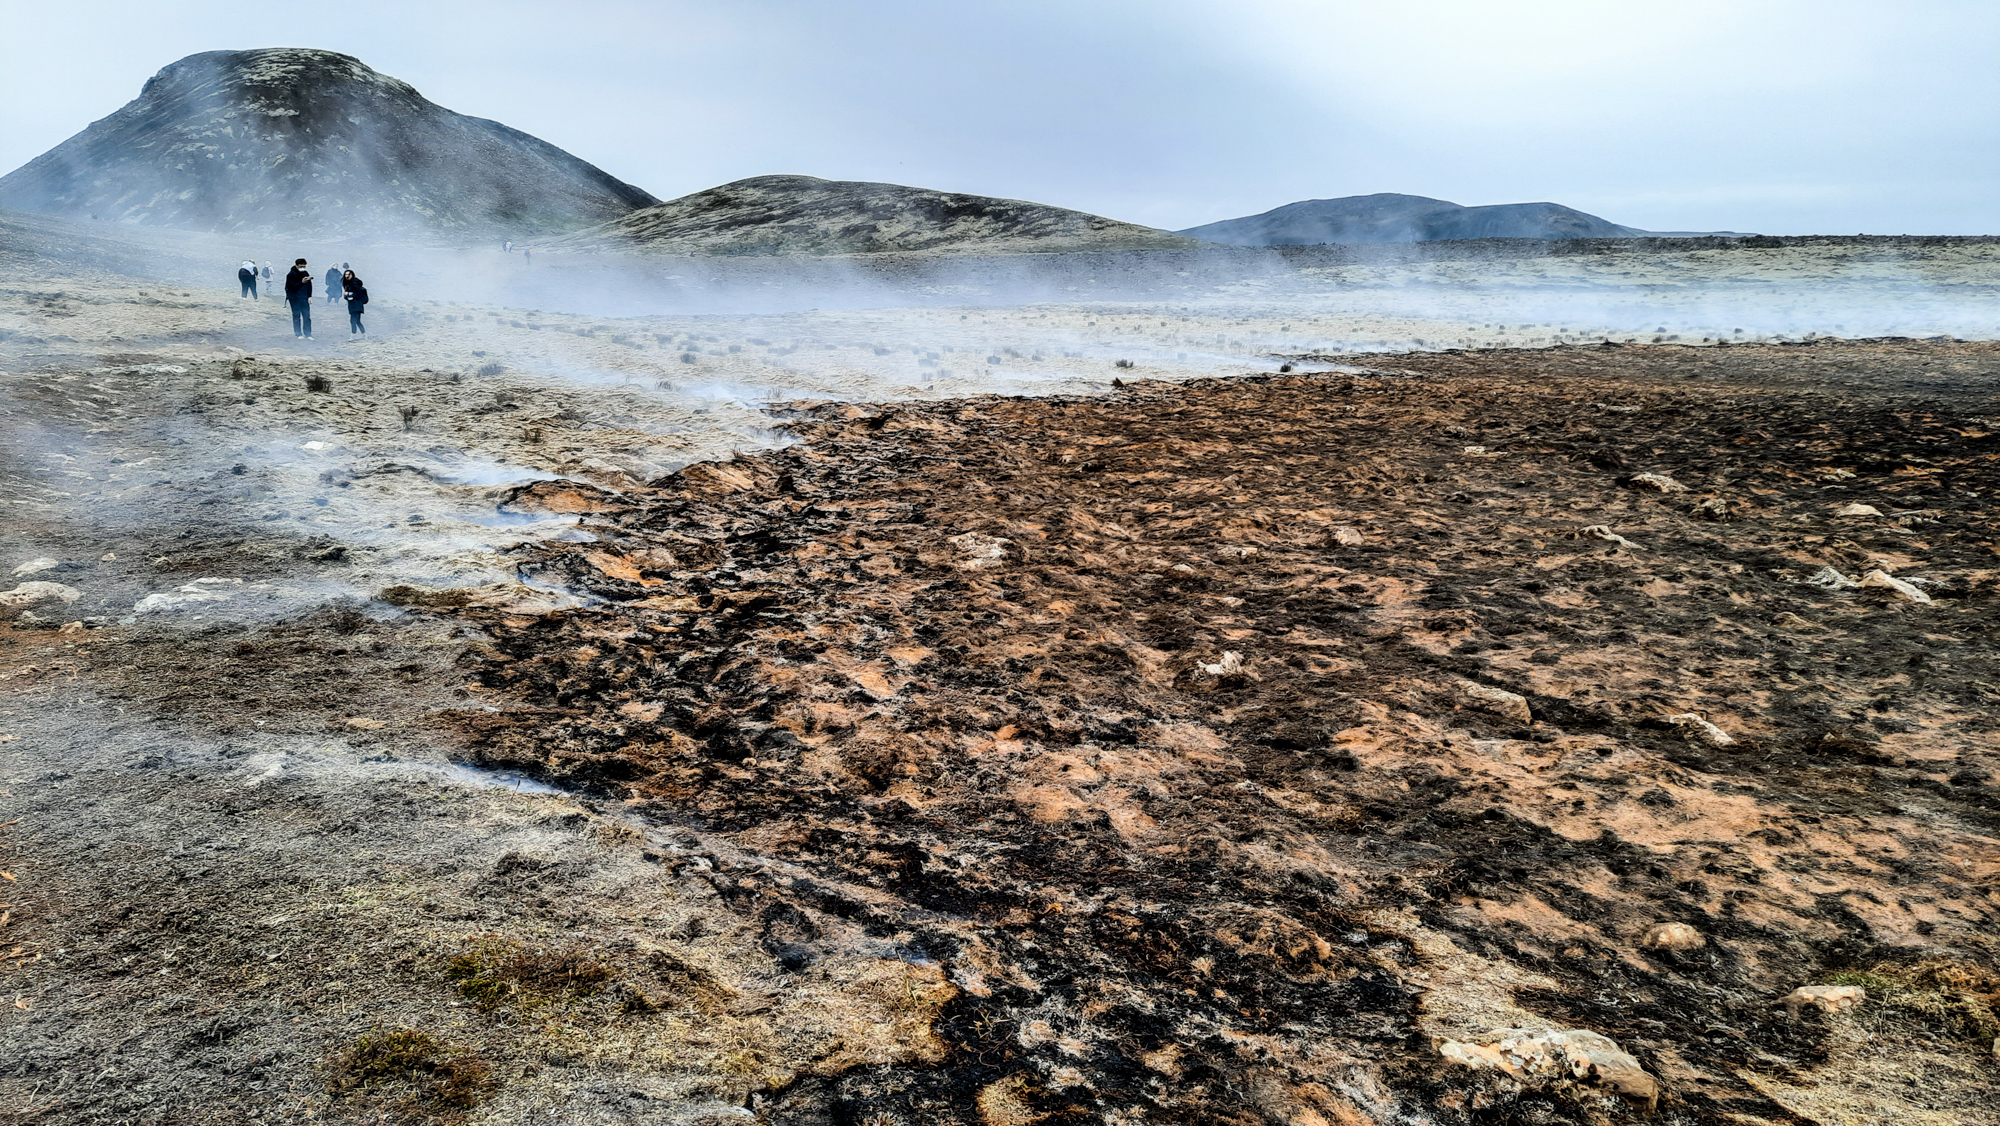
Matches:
[[563, 174, 1202, 255], [0, 48, 659, 238], [1183, 192, 1659, 245]]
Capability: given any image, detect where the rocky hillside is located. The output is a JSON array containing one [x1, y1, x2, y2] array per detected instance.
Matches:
[[567, 175, 1200, 255], [1183, 192, 1656, 245], [0, 48, 658, 237]]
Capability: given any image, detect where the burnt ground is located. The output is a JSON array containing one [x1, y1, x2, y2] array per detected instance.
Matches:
[[4, 338, 1999, 1125], [435, 340, 2000, 1122]]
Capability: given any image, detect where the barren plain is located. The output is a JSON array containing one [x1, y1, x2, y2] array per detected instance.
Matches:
[[2, 217, 1997, 1125]]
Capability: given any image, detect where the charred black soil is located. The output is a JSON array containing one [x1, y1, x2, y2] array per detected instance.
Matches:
[[421, 340, 2000, 1122]]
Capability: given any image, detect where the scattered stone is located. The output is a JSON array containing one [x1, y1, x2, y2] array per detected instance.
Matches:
[[343, 717, 388, 730], [1196, 651, 1245, 677], [1772, 611, 1823, 631], [1666, 713, 1735, 746], [1804, 565, 1859, 590], [1782, 984, 1865, 1017], [1835, 502, 1884, 517], [0, 581, 81, 612], [1860, 569, 1931, 603], [1462, 683, 1533, 725], [1693, 497, 1732, 520], [1439, 1027, 1659, 1108], [1641, 922, 1705, 951], [945, 531, 1012, 571], [9, 558, 59, 576], [1626, 472, 1688, 493], [1577, 524, 1640, 549], [133, 577, 241, 613], [1329, 526, 1365, 547]]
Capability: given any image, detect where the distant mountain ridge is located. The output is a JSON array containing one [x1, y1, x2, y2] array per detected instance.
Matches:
[[565, 175, 1201, 256], [0, 48, 658, 237], [1181, 193, 1709, 245]]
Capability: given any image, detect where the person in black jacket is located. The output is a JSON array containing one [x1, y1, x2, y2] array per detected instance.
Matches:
[[324, 263, 344, 304], [283, 258, 313, 338], [342, 270, 368, 334]]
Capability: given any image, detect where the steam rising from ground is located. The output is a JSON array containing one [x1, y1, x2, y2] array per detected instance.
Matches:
[[5, 207, 1999, 625]]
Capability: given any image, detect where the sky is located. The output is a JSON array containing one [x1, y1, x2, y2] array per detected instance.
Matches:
[[1, 0, 1996, 235]]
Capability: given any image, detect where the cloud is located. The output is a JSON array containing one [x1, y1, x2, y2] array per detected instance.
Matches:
[[0, 0, 1994, 235]]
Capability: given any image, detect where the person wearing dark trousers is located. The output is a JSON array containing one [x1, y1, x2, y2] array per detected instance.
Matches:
[[284, 258, 314, 338], [342, 270, 368, 334], [324, 263, 344, 304], [238, 260, 258, 298]]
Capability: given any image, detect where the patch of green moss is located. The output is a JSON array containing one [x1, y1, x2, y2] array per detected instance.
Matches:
[[333, 1027, 495, 1120], [1826, 958, 2000, 1043], [445, 940, 615, 1011]]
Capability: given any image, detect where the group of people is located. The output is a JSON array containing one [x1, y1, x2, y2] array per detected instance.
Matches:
[[237, 258, 369, 338]]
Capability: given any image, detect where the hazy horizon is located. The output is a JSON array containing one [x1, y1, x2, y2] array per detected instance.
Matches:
[[2, 0, 1996, 237]]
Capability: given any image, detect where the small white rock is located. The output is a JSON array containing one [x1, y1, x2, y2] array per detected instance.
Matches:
[[1197, 651, 1245, 677], [1628, 472, 1688, 493], [1835, 503, 1883, 517], [1330, 526, 1366, 547], [9, 558, 59, 576], [1666, 713, 1735, 746], [1859, 569, 1931, 603], [1579, 524, 1640, 549], [1640, 922, 1705, 950], [0, 581, 81, 611], [1462, 683, 1533, 725], [946, 531, 1012, 571]]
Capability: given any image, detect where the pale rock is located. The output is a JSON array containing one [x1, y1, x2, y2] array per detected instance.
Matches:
[[1666, 713, 1735, 746], [9, 558, 59, 576], [1804, 566, 1859, 590], [0, 581, 81, 611], [1835, 502, 1883, 517], [1330, 526, 1366, 547], [1462, 683, 1533, 725], [1640, 922, 1705, 950], [946, 531, 1012, 571], [134, 577, 242, 613], [1578, 524, 1640, 549], [1693, 497, 1732, 520], [1439, 1027, 1659, 1107], [1781, 984, 1865, 1017], [1628, 472, 1688, 493], [1859, 569, 1931, 603], [1772, 611, 1822, 632], [1197, 651, 1245, 677]]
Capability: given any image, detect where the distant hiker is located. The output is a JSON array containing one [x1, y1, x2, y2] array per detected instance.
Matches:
[[324, 263, 344, 304], [261, 262, 273, 285], [238, 259, 258, 299], [284, 258, 314, 339], [342, 270, 368, 335], [523, 248, 532, 265], [504, 239, 513, 253]]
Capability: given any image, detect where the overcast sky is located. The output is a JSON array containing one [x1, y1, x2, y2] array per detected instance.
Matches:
[[2, 0, 1995, 234]]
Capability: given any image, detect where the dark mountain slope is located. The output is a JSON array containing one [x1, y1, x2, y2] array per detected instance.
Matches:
[[0, 48, 658, 237], [1182, 192, 1662, 245], [566, 175, 1200, 255]]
